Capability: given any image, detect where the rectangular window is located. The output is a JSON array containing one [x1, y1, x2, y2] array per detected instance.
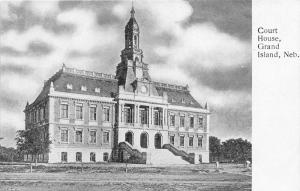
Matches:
[[75, 130, 83, 143], [40, 108, 44, 120], [103, 107, 110, 122], [124, 107, 133, 123], [103, 131, 109, 144], [154, 110, 159, 125], [189, 137, 193, 146], [90, 152, 96, 162], [90, 131, 96, 144], [60, 104, 68, 118], [190, 116, 194, 128], [36, 110, 39, 122], [61, 129, 68, 142], [43, 107, 46, 119], [170, 135, 175, 145], [76, 105, 83, 120], [170, 115, 175, 126], [61, 152, 67, 162], [198, 136, 203, 147], [140, 108, 148, 124], [89, 107, 97, 121], [76, 152, 82, 162], [180, 116, 185, 127], [180, 136, 185, 146], [199, 116, 203, 128]]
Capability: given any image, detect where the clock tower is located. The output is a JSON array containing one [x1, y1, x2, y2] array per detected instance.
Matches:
[[116, 6, 158, 96]]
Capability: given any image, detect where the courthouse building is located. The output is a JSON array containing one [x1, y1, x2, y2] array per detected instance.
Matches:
[[24, 7, 210, 164]]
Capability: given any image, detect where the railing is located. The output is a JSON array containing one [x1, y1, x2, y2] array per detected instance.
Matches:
[[162, 144, 195, 164], [63, 67, 116, 80], [118, 142, 146, 164], [153, 81, 189, 91]]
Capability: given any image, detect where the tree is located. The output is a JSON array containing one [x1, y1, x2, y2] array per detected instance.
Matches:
[[222, 138, 252, 163], [16, 126, 51, 166], [209, 136, 222, 162]]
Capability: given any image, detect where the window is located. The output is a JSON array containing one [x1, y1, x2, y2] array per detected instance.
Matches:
[[180, 116, 185, 127], [36, 110, 39, 122], [140, 108, 148, 125], [61, 129, 68, 142], [199, 116, 203, 128], [181, 98, 185, 103], [43, 107, 46, 119], [89, 107, 97, 121], [95, 87, 100, 93], [170, 135, 175, 145], [81, 86, 87, 91], [90, 152, 96, 162], [103, 152, 109, 162], [61, 152, 67, 162], [189, 137, 193, 147], [180, 136, 185, 146], [124, 106, 133, 123], [66, 83, 72, 89], [198, 136, 203, 147], [76, 105, 83, 120], [190, 116, 194, 128], [61, 104, 68, 118], [103, 131, 109, 144], [40, 108, 44, 120], [75, 130, 83, 143], [170, 114, 175, 126], [89, 130, 96, 144], [76, 152, 82, 162], [140, 133, 148, 148], [154, 110, 159, 125], [103, 107, 110, 122]]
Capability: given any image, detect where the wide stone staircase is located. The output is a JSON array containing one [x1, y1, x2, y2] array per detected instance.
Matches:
[[147, 149, 190, 165]]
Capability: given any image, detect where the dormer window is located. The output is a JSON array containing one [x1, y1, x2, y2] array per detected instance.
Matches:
[[181, 98, 185, 103], [81, 86, 87, 91], [66, 84, 73, 90], [95, 88, 100, 93]]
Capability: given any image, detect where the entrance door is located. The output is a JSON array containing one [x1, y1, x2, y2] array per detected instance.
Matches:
[[125, 131, 133, 145], [154, 133, 162, 149]]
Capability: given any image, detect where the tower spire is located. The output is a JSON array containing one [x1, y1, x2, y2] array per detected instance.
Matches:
[[130, 0, 135, 18]]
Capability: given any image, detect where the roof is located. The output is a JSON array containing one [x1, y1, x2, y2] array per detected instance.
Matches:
[[25, 67, 118, 110], [26, 66, 203, 110], [155, 86, 203, 109]]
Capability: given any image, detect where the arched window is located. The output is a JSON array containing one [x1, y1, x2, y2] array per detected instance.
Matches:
[[134, 35, 137, 47], [140, 132, 148, 148]]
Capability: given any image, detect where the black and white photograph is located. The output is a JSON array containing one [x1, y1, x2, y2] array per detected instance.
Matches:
[[0, 0, 276, 190]]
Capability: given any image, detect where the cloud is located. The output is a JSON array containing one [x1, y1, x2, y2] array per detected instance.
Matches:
[[0, 0, 252, 147]]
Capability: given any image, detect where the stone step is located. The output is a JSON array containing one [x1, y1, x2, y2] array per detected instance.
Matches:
[[147, 149, 189, 165]]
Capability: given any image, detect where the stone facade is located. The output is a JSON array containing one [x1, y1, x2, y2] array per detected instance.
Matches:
[[24, 7, 210, 164]]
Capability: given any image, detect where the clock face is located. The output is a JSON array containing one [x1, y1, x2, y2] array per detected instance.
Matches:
[[141, 85, 147, 93]]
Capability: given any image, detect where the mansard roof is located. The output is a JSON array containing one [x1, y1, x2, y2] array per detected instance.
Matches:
[[155, 85, 203, 109], [26, 66, 202, 110], [26, 67, 118, 110]]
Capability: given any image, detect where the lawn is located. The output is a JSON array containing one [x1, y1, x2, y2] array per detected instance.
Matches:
[[0, 163, 251, 191]]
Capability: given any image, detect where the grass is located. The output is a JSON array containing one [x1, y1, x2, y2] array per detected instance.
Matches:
[[0, 163, 251, 191]]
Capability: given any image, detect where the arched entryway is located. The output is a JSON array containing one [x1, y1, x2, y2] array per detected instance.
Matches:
[[125, 131, 133, 145], [154, 133, 162, 149], [140, 132, 148, 148]]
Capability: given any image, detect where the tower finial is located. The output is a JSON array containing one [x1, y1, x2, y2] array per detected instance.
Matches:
[[130, 0, 135, 17]]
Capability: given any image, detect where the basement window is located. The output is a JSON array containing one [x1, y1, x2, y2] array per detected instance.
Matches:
[[66, 84, 73, 90], [81, 86, 87, 91]]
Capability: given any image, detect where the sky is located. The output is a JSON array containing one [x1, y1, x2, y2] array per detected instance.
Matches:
[[0, 0, 252, 147]]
